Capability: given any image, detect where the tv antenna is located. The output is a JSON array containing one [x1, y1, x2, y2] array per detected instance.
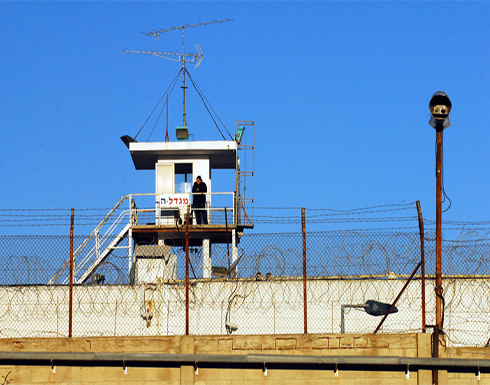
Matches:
[[124, 18, 233, 129]]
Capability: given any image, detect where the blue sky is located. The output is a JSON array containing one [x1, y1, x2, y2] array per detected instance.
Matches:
[[1, 1, 490, 235]]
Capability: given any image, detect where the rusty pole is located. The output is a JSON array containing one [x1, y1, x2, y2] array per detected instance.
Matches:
[[374, 262, 421, 334], [69, 208, 74, 338], [428, 91, 451, 385], [433, 128, 444, 385], [302, 207, 307, 334], [185, 205, 190, 335], [416, 201, 426, 332]]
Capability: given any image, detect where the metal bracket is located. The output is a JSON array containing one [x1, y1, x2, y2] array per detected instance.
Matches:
[[477, 366, 481, 381], [194, 361, 199, 375], [123, 360, 127, 375], [405, 365, 409, 379], [263, 362, 267, 376], [335, 363, 338, 377], [51, 359, 56, 374]]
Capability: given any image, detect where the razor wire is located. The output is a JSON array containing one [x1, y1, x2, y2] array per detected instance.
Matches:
[[1, 226, 490, 346]]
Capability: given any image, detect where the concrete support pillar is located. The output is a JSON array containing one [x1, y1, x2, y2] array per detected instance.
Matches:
[[417, 333, 432, 385], [232, 229, 238, 263], [180, 335, 195, 385], [128, 228, 133, 270], [202, 239, 211, 278], [437, 333, 448, 385]]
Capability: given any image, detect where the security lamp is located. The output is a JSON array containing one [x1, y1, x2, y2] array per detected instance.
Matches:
[[340, 300, 398, 333], [120, 135, 137, 149], [235, 126, 245, 143], [364, 300, 398, 316], [429, 91, 452, 130], [176, 126, 189, 141]]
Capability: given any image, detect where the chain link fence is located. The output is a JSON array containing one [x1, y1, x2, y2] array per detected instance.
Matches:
[[1, 206, 490, 346]]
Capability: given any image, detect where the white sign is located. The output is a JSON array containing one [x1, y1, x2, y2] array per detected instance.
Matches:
[[159, 194, 190, 207]]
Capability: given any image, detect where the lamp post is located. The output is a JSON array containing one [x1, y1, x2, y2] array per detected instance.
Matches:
[[428, 91, 452, 384]]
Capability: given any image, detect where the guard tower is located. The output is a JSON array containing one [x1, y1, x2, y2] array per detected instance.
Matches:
[[47, 121, 254, 287], [125, 121, 254, 279]]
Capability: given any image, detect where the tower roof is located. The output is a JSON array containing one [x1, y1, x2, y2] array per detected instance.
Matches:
[[128, 140, 237, 170]]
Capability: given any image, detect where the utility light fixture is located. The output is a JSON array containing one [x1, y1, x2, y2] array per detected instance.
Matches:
[[341, 300, 398, 334], [364, 300, 398, 316], [429, 91, 452, 130], [120, 135, 137, 149]]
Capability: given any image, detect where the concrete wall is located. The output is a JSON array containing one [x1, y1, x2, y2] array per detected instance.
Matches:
[[0, 333, 488, 384], [0, 278, 488, 347]]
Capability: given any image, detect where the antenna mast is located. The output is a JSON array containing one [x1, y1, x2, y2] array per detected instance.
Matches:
[[124, 19, 233, 129]]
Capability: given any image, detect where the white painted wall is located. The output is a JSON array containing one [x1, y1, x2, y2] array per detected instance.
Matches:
[[0, 278, 486, 347]]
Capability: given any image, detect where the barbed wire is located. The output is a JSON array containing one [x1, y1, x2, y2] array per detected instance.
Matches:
[[2, 204, 490, 231], [0, 226, 490, 346]]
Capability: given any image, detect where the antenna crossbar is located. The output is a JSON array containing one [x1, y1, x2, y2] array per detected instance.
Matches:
[[145, 18, 233, 38], [123, 49, 202, 65]]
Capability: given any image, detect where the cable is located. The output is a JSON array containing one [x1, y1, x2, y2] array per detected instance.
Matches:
[[133, 69, 182, 141], [435, 286, 446, 330], [146, 71, 182, 142], [186, 69, 232, 140], [188, 72, 233, 140]]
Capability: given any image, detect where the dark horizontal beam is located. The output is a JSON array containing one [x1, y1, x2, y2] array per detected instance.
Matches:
[[0, 352, 489, 374]]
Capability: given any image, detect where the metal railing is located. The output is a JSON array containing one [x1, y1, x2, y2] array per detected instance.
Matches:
[[48, 196, 133, 285], [148, 191, 240, 226], [48, 192, 246, 285]]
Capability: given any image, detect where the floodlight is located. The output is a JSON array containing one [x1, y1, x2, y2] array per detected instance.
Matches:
[[120, 135, 137, 149], [235, 126, 245, 143], [176, 126, 189, 141], [227, 253, 244, 276]]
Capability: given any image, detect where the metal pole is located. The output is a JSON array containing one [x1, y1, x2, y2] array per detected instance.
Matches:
[[225, 208, 231, 277], [5, 351, 490, 373], [185, 205, 190, 335], [433, 128, 444, 385], [302, 208, 307, 334], [182, 29, 186, 127], [69, 208, 74, 338], [416, 201, 426, 332], [374, 262, 421, 334], [165, 93, 169, 142]]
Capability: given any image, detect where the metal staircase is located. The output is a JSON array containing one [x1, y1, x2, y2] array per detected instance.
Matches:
[[48, 196, 135, 285], [76, 223, 131, 284]]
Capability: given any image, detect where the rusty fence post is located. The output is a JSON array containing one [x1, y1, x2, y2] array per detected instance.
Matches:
[[69, 208, 74, 338], [302, 207, 307, 334], [416, 201, 426, 333]]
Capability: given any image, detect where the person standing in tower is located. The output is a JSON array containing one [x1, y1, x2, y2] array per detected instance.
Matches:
[[192, 176, 208, 224]]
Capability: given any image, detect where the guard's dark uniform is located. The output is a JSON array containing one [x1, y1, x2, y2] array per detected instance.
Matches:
[[192, 180, 208, 224]]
